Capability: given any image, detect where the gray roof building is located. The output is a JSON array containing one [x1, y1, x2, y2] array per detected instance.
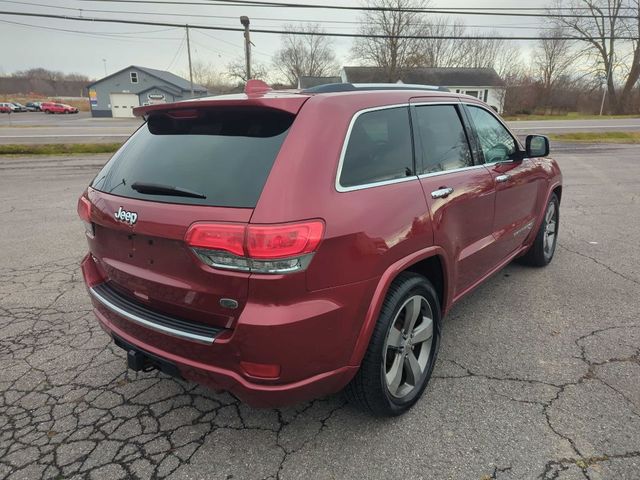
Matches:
[[87, 65, 207, 118], [335, 66, 506, 113], [298, 76, 342, 89], [340, 66, 505, 87]]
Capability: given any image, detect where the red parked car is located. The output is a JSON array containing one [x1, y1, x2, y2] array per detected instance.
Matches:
[[78, 81, 562, 416], [42, 102, 78, 114]]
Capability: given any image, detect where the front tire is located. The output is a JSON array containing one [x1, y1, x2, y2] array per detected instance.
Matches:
[[345, 272, 441, 416], [518, 193, 559, 267]]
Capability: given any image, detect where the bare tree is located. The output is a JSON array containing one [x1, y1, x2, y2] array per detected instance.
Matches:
[[226, 57, 269, 84], [460, 33, 507, 70], [534, 28, 576, 108], [12, 68, 89, 82], [552, 0, 640, 113], [422, 18, 467, 67], [351, 0, 430, 80], [188, 61, 227, 90], [273, 24, 339, 85], [493, 41, 525, 79]]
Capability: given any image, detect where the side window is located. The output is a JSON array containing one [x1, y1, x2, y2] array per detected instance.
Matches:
[[413, 105, 473, 174], [130, 72, 138, 84], [340, 107, 413, 188], [467, 106, 517, 164]]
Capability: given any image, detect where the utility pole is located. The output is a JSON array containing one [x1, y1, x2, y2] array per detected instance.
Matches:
[[102, 59, 107, 76], [186, 24, 194, 97], [240, 16, 251, 81], [599, 58, 613, 116], [595, 6, 610, 117]]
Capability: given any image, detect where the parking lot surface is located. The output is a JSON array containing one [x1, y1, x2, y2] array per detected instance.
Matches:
[[0, 143, 639, 479]]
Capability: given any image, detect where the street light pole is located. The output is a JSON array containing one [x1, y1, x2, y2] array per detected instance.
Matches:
[[240, 16, 251, 81], [102, 59, 107, 76]]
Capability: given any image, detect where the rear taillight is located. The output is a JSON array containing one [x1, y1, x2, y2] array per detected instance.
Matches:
[[247, 223, 323, 259], [184, 223, 245, 256], [77, 195, 94, 237], [185, 221, 324, 274]]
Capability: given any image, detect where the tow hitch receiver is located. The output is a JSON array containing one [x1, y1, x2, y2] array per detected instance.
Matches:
[[113, 335, 182, 379], [127, 349, 154, 372]]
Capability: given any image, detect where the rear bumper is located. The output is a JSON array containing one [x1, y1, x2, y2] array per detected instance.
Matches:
[[94, 307, 358, 407], [82, 254, 375, 407]]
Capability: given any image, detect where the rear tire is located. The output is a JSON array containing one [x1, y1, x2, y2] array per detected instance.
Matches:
[[518, 193, 559, 267], [345, 272, 441, 416]]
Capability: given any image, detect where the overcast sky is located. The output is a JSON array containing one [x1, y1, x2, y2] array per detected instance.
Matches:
[[0, 0, 548, 79]]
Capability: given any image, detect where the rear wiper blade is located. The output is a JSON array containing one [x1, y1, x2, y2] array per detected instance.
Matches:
[[131, 182, 206, 199]]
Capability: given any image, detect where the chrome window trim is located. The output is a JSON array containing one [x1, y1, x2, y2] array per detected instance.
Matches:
[[337, 175, 419, 193], [418, 164, 487, 180], [89, 286, 215, 345], [335, 100, 467, 193]]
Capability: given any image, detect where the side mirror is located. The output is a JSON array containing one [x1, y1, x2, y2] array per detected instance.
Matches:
[[526, 135, 550, 158]]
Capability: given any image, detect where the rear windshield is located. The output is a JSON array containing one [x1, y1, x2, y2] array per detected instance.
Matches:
[[91, 108, 295, 208]]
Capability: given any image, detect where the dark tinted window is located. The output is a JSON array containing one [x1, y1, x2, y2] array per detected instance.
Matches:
[[413, 105, 473, 174], [91, 108, 294, 208], [467, 106, 517, 163], [340, 107, 413, 188]]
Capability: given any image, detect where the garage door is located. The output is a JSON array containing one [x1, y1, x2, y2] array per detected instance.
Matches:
[[110, 93, 139, 118]]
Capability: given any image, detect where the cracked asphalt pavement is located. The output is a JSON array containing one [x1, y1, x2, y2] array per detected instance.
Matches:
[[0, 143, 638, 479]]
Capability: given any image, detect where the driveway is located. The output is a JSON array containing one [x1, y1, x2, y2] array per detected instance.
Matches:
[[0, 144, 638, 479]]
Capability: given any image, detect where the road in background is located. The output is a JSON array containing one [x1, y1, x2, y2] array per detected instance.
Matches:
[[0, 112, 141, 144], [1, 144, 638, 479], [1, 112, 640, 144], [510, 118, 640, 135]]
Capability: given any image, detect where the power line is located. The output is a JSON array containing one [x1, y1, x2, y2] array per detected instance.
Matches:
[[78, 0, 639, 19], [195, 29, 272, 58], [0, 18, 183, 40], [1, 10, 637, 40], [166, 32, 186, 70], [0, 1, 563, 31]]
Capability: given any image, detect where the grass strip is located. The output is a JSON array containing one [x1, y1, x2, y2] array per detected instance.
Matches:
[[0, 143, 122, 155], [505, 113, 640, 121], [549, 131, 640, 144]]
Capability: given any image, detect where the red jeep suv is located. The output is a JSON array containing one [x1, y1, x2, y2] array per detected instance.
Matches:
[[79, 82, 562, 416]]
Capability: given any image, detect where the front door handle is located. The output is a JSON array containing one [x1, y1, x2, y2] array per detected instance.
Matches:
[[496, 174, 511, 183], [431, 187, 454, 199]]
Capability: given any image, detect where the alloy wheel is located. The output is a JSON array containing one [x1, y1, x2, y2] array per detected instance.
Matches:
[[383, 295, 434, 399], [543, 202, 557, 260]]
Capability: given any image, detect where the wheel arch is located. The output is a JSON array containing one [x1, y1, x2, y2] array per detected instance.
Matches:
[[348, 247, 450, 366], [553, 184, 562, 204], [524, 180, 562, 248]]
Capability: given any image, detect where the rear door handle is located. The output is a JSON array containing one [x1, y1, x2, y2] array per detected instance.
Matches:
[[496, 174, 511, 183], [431, 187, 454, 199]]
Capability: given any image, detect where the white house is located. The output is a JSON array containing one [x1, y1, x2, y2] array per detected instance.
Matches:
[[335, 66, 506, 113]]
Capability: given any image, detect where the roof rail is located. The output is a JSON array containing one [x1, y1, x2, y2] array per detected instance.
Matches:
[[301, 83, 450, 94]]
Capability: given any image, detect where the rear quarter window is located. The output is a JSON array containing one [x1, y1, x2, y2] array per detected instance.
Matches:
[[91, 108, 294, 208], [339, 106, 413, 189]]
